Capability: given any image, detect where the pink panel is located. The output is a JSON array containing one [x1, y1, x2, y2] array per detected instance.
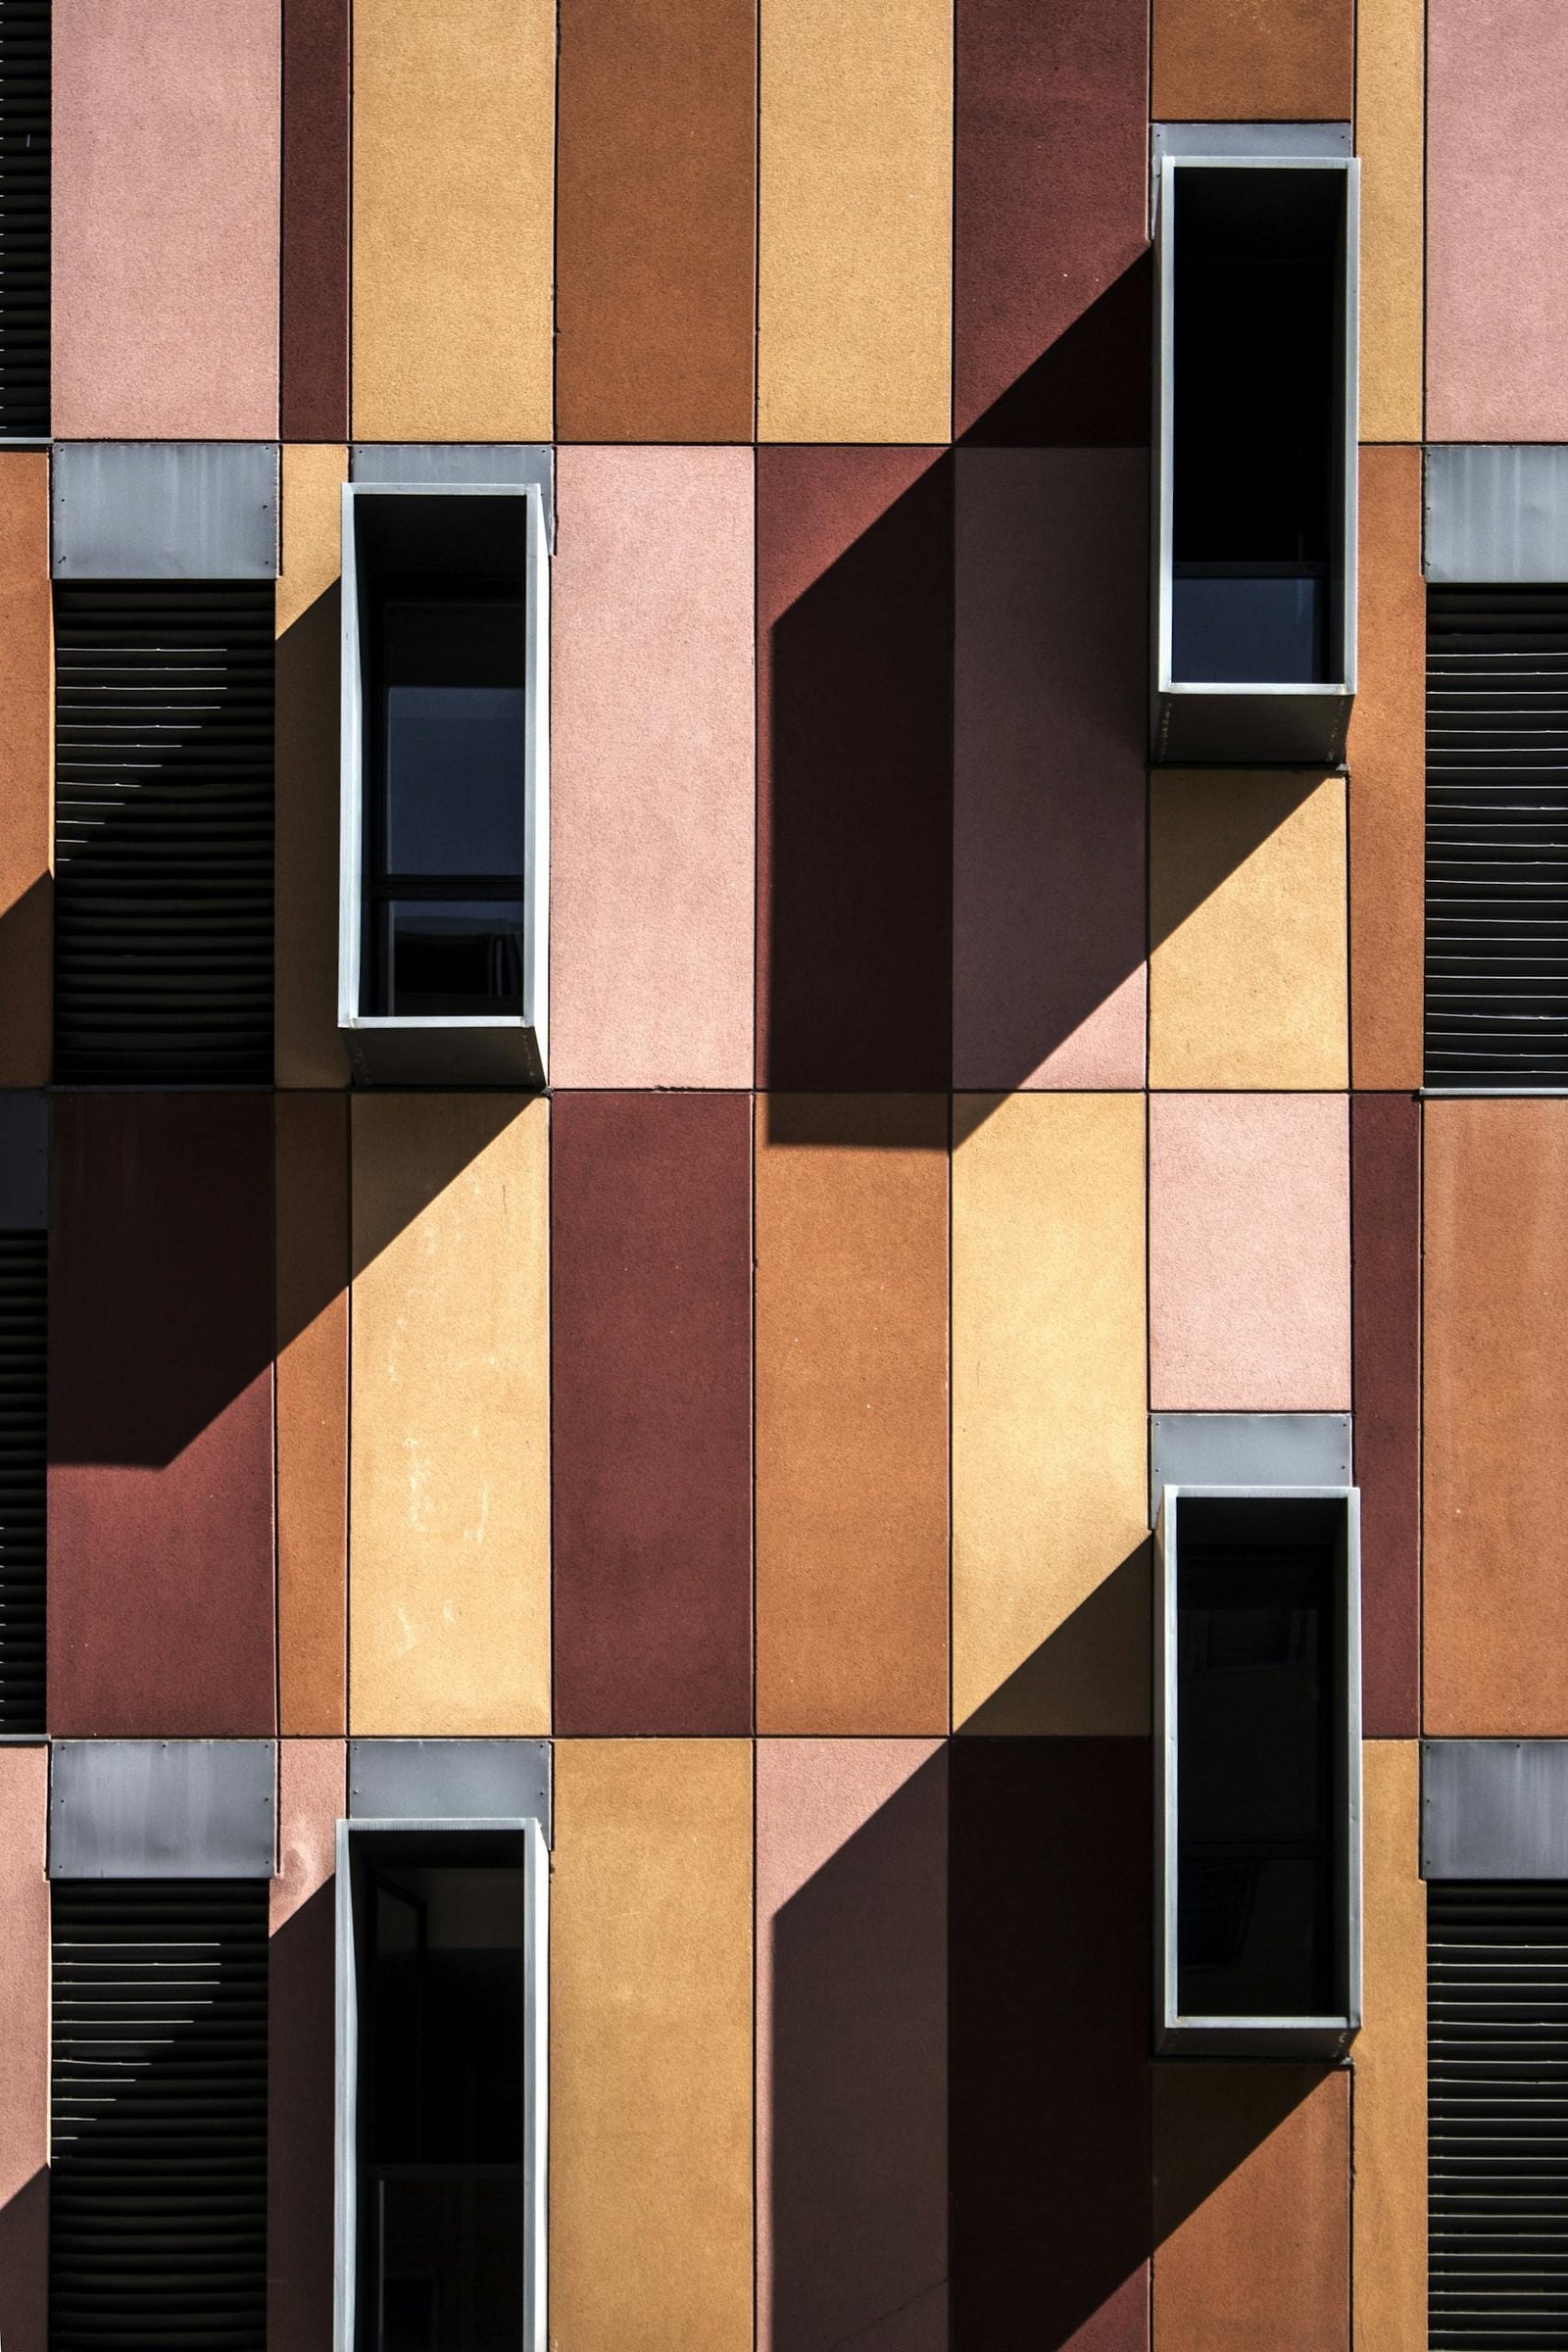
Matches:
[[955, 448, 1147, 1089], [551, 446, 755, 1087], [0, 1748, 48, 2352], [1150, 1094, 1350, 1410], [52, 0, 280, 438], [269, 1740, 345, 2352], [1428, 0, 1568, 440], [758, 1740, 948, 2352]]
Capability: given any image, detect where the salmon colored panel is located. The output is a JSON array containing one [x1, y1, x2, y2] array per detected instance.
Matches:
[[52, 0, 279, 438], [758, 0, 952, 441], [552, 1740, 752, 2351], [1150, 1094, 1350, 1412], [757, 1741, 947, 2352], [556, 0, 755, 439], [1348, 447, 1424, 1092], [352, 0, 554, 441], [281, 0, 349, 440], [1424, 1101, 1568, 1733], [756, 1098, 949, 1734], [48, 1095, 275, 1737], [551, 448, 755, 1089], [1352, 1095, 1421, 1738], [954, 450, 1147, 1092], [1150, 773, 1348, 1092], [0, 1748, 48, 2352], [350, 1095, 549, 1736], [269, 1740, 344, 2352], [0, 457, 50, 1089], [274, 444, 350, 1090], [1153, 2068, 1348, 2352], [1353, 1742, 1426, 2352], [276, 1096, 348, 1736], [1356, 0, 1424, 441], [1428, 0, 1568, 441], [952, 1095, 1148, 1736], [1152, 0, 1351, 119]]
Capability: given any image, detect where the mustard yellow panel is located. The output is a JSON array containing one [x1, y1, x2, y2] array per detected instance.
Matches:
[[1353, 1741, 1427, 2351], [275, 444, 349, 1089], [1356, 0, 1425, 442]]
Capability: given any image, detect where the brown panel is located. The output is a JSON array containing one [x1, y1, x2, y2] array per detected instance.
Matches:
[[1152, 2068, 1349, 2352], [552, 1092, 752, 1735], [268, 1740, 344, 2352], [756, 1097, 949, 1734], [556, 0, 755, 439], [281, 0, 350, 439], [0, 455, 51, 1090], [758, 448, 953, 1092], [1352, 1095, 1420, 1737], [48, 1095, 275, 1737], [0, 1747, 48, 2352], [1348, 446, 1425, 1091], [276, 1096, 348, 1736], [1424, 1101, 1568, 1733], [1152, 0, 1352, 118], [954, 0, 1149, 439]]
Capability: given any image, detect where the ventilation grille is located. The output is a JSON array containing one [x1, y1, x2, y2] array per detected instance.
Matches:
[[50, 1881, 269, 2352], [1430, 1882, 1568, 2349], [0, 1229, 43, 1733], [1426, 588, 1568, 1087], [0, 0, 49, 439], [54, 585, 275, 1086]]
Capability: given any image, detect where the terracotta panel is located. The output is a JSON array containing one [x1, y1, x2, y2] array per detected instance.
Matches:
[[954, 0, 1149, 438], [756, 1097, 948, 1735], [951, 1740, 1151, 2351], [1152, 0, 1351, 120], [1152, 2067, 1349, 2352], [52, 0, 280, 438], [1428, 0, 1568, 441], [0, 456, 50, 1090], [1353, 1742, 1426, 2352], [954, 449, 1146, 1092], [274, 443, 350, 1089], [269, 1740, 344, 2352], [552, 1093, 752, 1736], [1348, 447, 1424, 1092], [1356, 0, 1425, 442], [758, 0, 951, 441], [551, 1740, 752, 2352], [48, 1095, 274, 1738], [349, 1095, 549, 1736], [758, 448, 952, 1092], [1352, 1095, 1420, 1739], [758, 1741, 947, 2352], [0, 1748, 48, 2352], [281, 0, 349, 439], [1150, 773, 1348, 1092], [276, 1096, 348, 1737], [351, 0, 554, 441], [551, 447, 755, 1089], [1424, 1101, 1568, 1733], [1150, 1094, 1351, 1412], [556, 0, 755, 439], [952, 1094, 1148, 1735]]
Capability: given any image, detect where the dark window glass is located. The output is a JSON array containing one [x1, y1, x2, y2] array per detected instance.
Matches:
[[385, 688, 527, 877], [386, 900, 525, 1018]]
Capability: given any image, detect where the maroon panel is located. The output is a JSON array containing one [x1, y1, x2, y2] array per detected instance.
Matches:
[[758, 448, 953, 1094], [950, 1738, 1151, 2350], [48, 1095, 275, 1737], [955, 0, 1151, 439], [552, 1091, 752, 1734], [1352, 1093, 1421, 1737], [281, 0, 350, 440]]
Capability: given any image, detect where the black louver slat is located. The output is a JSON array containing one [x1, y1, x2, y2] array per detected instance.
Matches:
[[50, 1882, 269, 2352], [1426, 587, 1568, 1086], [1430, 1883, 1568, 2350], [0, 1228, 44, 1733], [53, 585, 275, 1086], [0, 0, 50, 438]]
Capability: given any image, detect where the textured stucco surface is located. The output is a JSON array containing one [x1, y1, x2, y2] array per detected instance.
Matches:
[[0, 456, 51, 1089], [1352, 1741, 1427, 2352], [1348, 446, 1426, 1091], [0, 1747, 47, 2352], [275, 1095, 348, 1736], [1356, 0, 1425, 440], [1152, 0, 1352, 120], [273, 442, 350, 1090]]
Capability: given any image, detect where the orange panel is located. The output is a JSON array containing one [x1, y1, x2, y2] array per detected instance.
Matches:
[[1348, 446, 1425, 1091], [0, 1747, 47, 2352], [1152, 0, 1351, 119], [0, 456, 51, 1088], [276, 1095, 348, 1735]]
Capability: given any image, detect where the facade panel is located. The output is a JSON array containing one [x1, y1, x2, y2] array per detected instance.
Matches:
[[1355, 0, 1425, 442], [0, 1746, 48, 2352], [0, 454, 50, 1089], [1352, 1094, 1421, 1738], [274, 443, 350, 1088], [1353, 1741, 1426, 2352], [275, 1093, 348, 1736], [1152, 0, 1352, 120], [1347, 445, 1425, 1090], [268, 1740, 343, 2352], [280, 0, 349, 441]]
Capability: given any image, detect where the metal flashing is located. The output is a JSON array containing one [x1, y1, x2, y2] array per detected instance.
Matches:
[[348, 1738, 553, 1842], [350, 442, 555, 547], [1422, 1740, 1568, 1879], [49, 1740, 276, 1879], [1424, 444, 1568, 583], [1150, 1412, 1352, 1522], [51, 442, 280, 579]]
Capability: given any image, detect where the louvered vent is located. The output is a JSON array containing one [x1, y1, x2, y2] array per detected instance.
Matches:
[[1426, 588, 1568, 1086], [0, 1229, 43, 1732], [1430, 1882, 1568, 2349], [0, 0, 49, 439], [50, 1881, 269, 2352], [54, 585, 275, 1086]]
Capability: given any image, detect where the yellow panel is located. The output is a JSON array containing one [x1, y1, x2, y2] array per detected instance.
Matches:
[[551, 1740, 752, 2351], [1356, 0, 1424, 443], [758, 0, 952, 441], [952, 1093, 1148, 1733], [349, 1095, 549, 1732], [1353, 1740, 1426, 2352], [352, 0, 554, 440], [275, 445, 348, 1089], [1150, 772, 1348, 1091]]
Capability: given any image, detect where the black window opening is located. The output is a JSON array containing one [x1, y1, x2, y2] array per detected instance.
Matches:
[[0, 0, 50, 440], [0, 1227, 44, 1734]]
